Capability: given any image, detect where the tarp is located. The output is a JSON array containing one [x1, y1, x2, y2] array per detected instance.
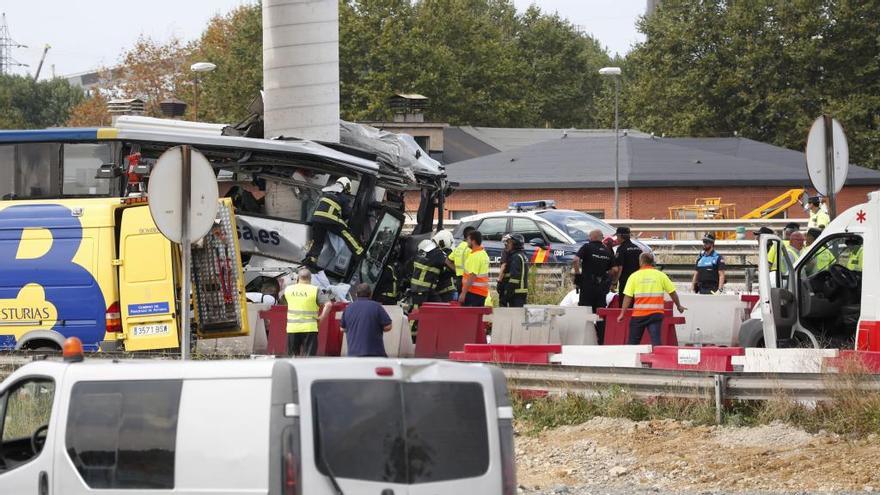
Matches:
[[339, 120, 444, 179]]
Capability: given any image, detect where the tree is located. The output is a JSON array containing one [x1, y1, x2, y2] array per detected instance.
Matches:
[[192, 4, 263, 123], [624, 0, 880, 168], [67, 92, 112, 127], [0, 74, 84, 129]]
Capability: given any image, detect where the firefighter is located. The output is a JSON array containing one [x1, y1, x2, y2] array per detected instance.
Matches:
[[503, 234, 529, 307], [303, 177, 364, 268], [497, 234, 513, 307], [408, 239, 442, 307], [431, 230, 457, 302], [374, 261, 399, 305], [572, 229, 614, 343], [692, 233, 726, 294]]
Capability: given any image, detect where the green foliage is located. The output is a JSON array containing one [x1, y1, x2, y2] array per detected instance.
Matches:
[[625, 0, 880, 169], [0, 74, 84, 129]]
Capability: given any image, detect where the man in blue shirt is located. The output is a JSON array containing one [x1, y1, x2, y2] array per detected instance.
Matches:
[[341, 283, 393, 357]]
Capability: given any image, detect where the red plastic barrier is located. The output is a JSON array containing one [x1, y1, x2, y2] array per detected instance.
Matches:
[[740, 294, 760, 313], [856, 321, 880, 352], [449, 344, 561, 364], [640, 346, 744, 372], [597, 306, 683, 346], [260, 305, 289, 356], [317, 302, 348, 357], [411, 305, 491, 358], [827, 350, 880, 373]]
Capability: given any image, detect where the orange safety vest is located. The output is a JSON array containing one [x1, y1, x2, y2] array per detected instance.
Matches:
[[622, 267, 675, 317], [464, 247, 490, 297]]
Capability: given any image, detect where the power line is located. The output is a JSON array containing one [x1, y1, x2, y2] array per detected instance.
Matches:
[[0, 12, 28, 75]]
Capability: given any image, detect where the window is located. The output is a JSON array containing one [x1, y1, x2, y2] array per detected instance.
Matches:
[[535, 210, 613, 243], [66, 380, 182, 489], [477, 217, 508, 241], [799, 235, 862, 278], [0, 379, 55, 472], [449, 210, 476, 221], [581, 210, 605, 219], [63, 144, 111, 196], [357, 212, 403, 290], [511, 218, 544, 244], [540, 223, 569, 243], [312, 380, 489, 484]]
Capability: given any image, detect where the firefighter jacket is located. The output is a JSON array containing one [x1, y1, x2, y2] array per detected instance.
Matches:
[[311, 191, 353, 228]]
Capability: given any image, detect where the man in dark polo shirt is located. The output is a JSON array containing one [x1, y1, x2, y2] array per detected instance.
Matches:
[[340, 283, 393, 357]]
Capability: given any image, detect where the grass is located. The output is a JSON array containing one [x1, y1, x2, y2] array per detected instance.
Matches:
[[513, 369, 880, 437]]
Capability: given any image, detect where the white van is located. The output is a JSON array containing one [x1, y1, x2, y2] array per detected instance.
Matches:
[[0, 358, 516, 494]]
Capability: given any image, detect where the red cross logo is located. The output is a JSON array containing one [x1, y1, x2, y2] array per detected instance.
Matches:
[[857, 210, 867, 223]]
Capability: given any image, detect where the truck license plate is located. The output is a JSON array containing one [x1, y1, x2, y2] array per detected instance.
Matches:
[[132, 324, 170, 337]]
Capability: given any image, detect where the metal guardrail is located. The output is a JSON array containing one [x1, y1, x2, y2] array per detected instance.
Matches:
[[500, 363, 880, 423], [405, 218, 806, 233]]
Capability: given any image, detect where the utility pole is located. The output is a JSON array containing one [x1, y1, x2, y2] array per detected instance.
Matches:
[[0, 13, 28, 75]]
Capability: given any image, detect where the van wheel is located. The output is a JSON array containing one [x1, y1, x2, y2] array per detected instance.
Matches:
[[738, 319, 765, 348]]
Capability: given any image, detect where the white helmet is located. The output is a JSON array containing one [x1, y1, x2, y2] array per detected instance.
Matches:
[[336, 176, 352, 193], [432, 230, 455, 249], [417, 239, 437, 254]]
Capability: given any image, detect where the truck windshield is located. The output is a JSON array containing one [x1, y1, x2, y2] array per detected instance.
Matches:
[[0, 143, 112, 199], [312, 380, 489, 484]]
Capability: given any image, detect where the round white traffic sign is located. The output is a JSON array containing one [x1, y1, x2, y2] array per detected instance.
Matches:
[[148, 146, 219, 243], [805, 116, 849, 196]]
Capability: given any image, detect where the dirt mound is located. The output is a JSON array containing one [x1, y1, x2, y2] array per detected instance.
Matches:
[[516, 418, 880, 493]]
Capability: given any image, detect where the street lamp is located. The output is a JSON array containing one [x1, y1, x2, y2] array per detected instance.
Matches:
[[599, 66, 622, 219], [190, 62, 217, 121]]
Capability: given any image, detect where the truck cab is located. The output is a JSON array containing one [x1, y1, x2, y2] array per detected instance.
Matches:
[[745, 192, 876, 348]]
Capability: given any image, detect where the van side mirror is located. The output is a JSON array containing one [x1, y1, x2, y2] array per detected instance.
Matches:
[[529, 238, 547, 248]]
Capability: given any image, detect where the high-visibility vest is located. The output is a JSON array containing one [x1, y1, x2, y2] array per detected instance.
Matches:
[[450, 241, 470, 277], [847, 246, 863, 272], [284, 283, 320, 334], [622, 267, 676, 317], [464, 247, 490, 297], [808, 210, 830, 229], [312, 194, 347, 227]]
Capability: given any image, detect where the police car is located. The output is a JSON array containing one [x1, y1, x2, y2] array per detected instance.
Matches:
[[453, 200, 644, 264]]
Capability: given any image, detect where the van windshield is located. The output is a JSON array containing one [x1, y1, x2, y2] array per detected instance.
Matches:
[[312, 380, 489, 484]]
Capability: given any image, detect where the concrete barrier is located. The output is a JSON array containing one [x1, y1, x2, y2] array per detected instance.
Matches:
[[674, 294, 751, 346], [489, 306, 598, 345], [731, 348, 839, 373], [550, 345, 652, 368], [196, 303, 269, 355]]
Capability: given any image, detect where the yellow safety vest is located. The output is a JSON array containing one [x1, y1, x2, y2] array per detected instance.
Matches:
[[623, 267, 675, 317], [450, 240, 470, 277], [847, 246, 863, 272], [284, 283, 320, 333], [809, 210, 830, 229], [463, 247, 490, 297]]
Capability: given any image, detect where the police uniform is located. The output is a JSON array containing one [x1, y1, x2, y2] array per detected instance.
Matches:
[[504, 247, 529, 307], [304, 189, 364, 265], [613, 235, 643, 297], [695, 249, 725, 294], [576, 240, 614, 343]]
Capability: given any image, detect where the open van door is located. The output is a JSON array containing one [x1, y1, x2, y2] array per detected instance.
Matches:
[[758, 234, 797, 348], [118, 205, 180, 351]]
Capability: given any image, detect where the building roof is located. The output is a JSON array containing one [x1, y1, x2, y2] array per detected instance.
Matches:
[[454, 126, 650, 152], [446, 135, 880, 189]]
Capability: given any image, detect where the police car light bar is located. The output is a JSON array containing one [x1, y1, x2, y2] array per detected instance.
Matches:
[[507, 200, 556, 212]]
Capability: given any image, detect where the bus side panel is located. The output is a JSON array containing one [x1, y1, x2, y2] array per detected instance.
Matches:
[[118, 206, 180, 351], [0, 203, 106, 350]]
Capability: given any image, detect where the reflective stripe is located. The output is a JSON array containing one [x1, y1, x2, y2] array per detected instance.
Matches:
[[314, 196, 348, 226], [413, 262, 441, 274], [411, 278, 435, 288], [283, 284, 320, 333], [340, 229, 364, 255], [634, 303, 664, 309]]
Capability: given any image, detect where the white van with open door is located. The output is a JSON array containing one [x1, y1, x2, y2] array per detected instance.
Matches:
[[741, 197, 872, 348], [0, 357, 516, 495]]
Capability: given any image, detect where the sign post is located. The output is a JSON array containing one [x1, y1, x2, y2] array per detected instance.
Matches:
[[148, 146, 219, 360], [805, 115, 849, 220]]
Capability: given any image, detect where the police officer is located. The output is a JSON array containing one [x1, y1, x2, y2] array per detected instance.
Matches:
[[504, 234, 529, 307], [612, 226, 643, 299], [572, 229, 614, 343], [497, 234, 513, 307], [303, 176, 364, 268], [431, 230, 457, 302], [692, 233, 726, 294]]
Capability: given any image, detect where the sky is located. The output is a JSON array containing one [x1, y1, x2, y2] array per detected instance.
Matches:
[[2, 0, 646, 81]]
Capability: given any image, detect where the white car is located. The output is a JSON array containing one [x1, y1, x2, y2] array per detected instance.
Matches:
[[0, 355, 515, 494]]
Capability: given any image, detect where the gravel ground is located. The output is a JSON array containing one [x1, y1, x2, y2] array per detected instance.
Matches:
[[516, 417, 880, 494]]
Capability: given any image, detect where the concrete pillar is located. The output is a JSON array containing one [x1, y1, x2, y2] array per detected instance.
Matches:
[[263, 0, 340, 142]]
